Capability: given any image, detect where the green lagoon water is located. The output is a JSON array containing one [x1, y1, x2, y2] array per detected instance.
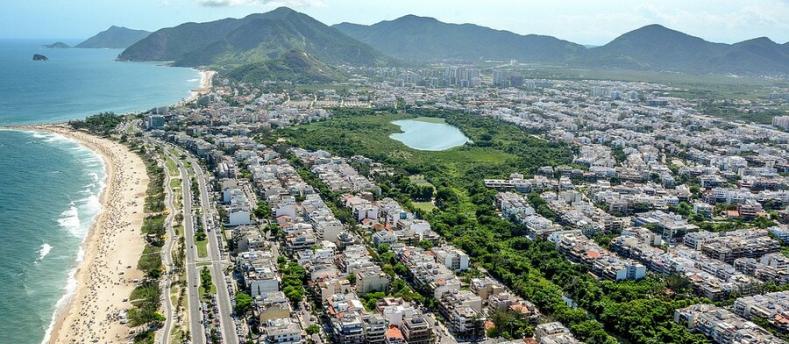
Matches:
[[389, 118, 470, 151], [0, 39, 198, 344]]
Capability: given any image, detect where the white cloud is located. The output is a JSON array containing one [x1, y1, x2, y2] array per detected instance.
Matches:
[[196, 0, 324, 7]]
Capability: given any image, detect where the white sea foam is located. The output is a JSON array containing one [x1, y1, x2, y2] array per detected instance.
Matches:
[[88, 171, 100, 183], [23, 128, 108, 344], [29, 131, 50, 139], [36, 243, 53, 262], [40, 246, 82, 344], [187, 78, 199, 82], [57, 204, 81, 238]]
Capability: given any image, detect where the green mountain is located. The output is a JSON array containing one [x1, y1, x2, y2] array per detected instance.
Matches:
[[227, 50, 344, 83], [583, 24, 789, 74], [334, 15, 585, 63], [76, 26, 151, 49], [118, 7, 388, 67], [337, 18, 789, 75]]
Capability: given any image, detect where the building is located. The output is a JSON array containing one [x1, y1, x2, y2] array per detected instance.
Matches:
[[772, 116, 789, 130], [674, 304, 781, 344], [732, 292, 789, 332], [363, 315, 387, 344], [145, 114, 165, 129], [534, 322, 581, 344], [355, 266, 391, 294], [261, 318, 303, 344], [400, 314, 434, 344], [432, 245, 470, 272]]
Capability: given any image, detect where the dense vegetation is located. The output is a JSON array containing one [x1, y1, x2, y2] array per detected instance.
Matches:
[[69, 112, 123, 136], [200, 266, 214, 300], [76, 25, 150, 49], [270, 108, 710, 343], [119, 7, 388, 68], [235, 291, 253, 316], [227, 50, 344, 84], [279, 259, 307, 305], [335, 14, 584, 63], [144, 158, 166, 213], [128, 146, 167, 341]]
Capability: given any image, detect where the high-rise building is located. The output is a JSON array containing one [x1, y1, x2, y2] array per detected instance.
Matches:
[[772, 116, 789, 130]]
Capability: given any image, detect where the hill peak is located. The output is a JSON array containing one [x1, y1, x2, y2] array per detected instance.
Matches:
[[734, 36, 777, 46], [267, 6, 300, 17], [336, 14, 584, 63], [76, 25, 150, 49], [119, 7, 386, 67], [620, 24, 694, 39], [390, 14, 439, 24]]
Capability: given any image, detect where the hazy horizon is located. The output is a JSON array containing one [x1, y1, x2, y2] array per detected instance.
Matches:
[[2, 0, 788, 46]]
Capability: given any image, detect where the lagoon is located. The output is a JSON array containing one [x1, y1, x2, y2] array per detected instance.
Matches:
[[389, 117, 470, 151]]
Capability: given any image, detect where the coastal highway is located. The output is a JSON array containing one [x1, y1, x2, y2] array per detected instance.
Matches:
[[180, 165, 206, 344], [191, 158, 240, 344]]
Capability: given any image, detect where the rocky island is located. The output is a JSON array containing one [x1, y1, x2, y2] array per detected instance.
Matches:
[[32, 54, 48, 61], [44, 42, 71, 48]]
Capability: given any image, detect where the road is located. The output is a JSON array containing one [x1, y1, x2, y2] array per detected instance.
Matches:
[[180, 165, 206, 344], [157, 157, 178, 344], [191, 157, 240, 344]]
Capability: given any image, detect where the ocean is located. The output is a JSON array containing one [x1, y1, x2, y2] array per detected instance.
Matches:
[[0, 39, 198, 344]]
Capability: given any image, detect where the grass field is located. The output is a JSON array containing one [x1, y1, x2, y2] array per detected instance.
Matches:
[[412, 201, 437, 212], [165, 158, 178, 177], [409, 174, 434, 187], [196, 239, 208, 258]]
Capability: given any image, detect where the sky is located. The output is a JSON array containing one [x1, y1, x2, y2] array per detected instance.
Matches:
[[1, 0, 788, 45]]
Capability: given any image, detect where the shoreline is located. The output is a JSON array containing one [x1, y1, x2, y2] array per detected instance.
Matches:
[[0, 66, 213, 344], [27, 125, 150, 344], [185, 69, 216, 103]]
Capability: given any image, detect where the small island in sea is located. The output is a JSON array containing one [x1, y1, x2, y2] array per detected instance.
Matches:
[[44, 42, 70, 48], [32, 54, 48, 61]]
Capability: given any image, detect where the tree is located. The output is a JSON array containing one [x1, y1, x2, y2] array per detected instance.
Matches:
[[306, 324, 320, 335], [254, 201, 271, 219], [200, 267, 212, 293], [417, 240, 434, 250], [235, 292, 253, 316]]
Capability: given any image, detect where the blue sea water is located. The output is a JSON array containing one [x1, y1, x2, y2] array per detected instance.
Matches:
[[0, 39, 198, 344], [0, 39, 199, 124]]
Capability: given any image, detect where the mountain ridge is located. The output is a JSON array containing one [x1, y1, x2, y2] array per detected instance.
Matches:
[[334, 15, 585, 63], [115, 8, 788, 76], [581, 24, 789, 74], [76, 26, 151, 49], [119, 7, 389, 68], [336, 18, 789, 75]]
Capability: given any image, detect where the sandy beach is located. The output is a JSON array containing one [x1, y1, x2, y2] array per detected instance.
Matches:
[[186, 70, 216, 102], [34, 125, 149, 344]]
